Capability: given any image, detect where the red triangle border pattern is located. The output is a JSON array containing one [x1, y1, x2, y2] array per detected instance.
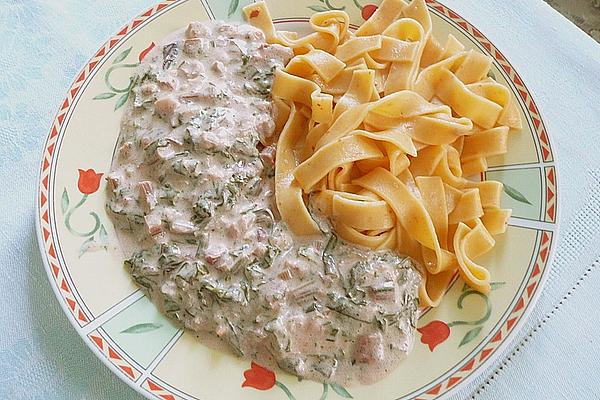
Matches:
[[36, 1, 556, 399], [36, 0, 178, 334], [544, 166, 557, 222], [88, 330, 141, 381], [144, 379, 178, 400]]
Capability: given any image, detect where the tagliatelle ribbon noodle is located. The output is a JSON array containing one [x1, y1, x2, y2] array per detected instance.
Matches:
[[274, 104, 320, 235], [244, 0, 522, 307], [243, 3, 350, 53], [285, 49, 347, 82], [294, 135, 383, 191]]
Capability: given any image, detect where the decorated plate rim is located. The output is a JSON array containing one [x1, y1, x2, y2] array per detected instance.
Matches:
[[35, 1, 560, 399]]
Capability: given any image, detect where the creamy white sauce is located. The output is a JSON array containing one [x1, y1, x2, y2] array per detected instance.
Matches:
[[107, 21, 420, 386]]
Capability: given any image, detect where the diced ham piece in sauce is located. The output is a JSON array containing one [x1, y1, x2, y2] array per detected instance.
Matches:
[[170, 220, 196, 235], [138, 181, 157, 211], [144, 214, 162, 236], [154, 96, 179, 121], [107, 20, 420, 388], [186, 22, 211, 39], [259, 145, 276, 165], [107, 175, 120, 191], [255, 115, 276, 139], [178, 60, 205, 78], [140, 82, 158, 96], [354, 332, 385, 364]]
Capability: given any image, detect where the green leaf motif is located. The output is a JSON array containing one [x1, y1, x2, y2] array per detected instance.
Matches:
[[61, 189, 70, 214], [503, 183, 532, 205], [463, 281, 504, 293], [78, 237, 96, 258], [114, 91, 131, 111], [330, 383, 353, 399], [93, 92, 117, 100], [228, 0, 240, 17], [459, 326, 483, 347], [120, 322, 162, 334], [324, 0, 345, 10], [319, 383, 329, 400], [308, 5, 330, 12], [350, 0, 363, 9], [113, 47, 132, 64], [98, 224, 108, 247]]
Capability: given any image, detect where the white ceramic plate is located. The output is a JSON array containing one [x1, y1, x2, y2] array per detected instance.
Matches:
[[36, 1, 559, 399]]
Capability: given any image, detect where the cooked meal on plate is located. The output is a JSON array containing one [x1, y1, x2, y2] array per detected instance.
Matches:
[[106, 0, 521, 386]]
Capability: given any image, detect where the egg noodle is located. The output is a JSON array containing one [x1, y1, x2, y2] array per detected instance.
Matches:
[[243, 0, 522, 307]]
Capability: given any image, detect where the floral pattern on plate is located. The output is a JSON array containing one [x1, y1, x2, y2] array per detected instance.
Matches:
[[36, 1, 558, 399]]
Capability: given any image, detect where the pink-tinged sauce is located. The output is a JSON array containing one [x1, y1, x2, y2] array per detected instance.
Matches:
[[107, 21, 420, 386]]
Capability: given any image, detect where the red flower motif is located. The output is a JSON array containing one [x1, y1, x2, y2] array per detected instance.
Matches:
[[77, 169, 103, 195], [249, 10, 260, 19], [361, 4, 378, 20], [242, 362, 276, 390], [418, 320, 451, 351], [139, 42, 156, 62]]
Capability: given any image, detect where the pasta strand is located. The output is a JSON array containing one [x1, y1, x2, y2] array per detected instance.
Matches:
[[245, 0, 522, 307]]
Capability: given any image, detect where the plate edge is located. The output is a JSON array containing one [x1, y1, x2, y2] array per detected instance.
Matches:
[[34, 1, 562, 400]]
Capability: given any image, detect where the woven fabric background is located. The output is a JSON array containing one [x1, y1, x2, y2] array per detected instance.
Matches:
[[0, 0, 599, 399]]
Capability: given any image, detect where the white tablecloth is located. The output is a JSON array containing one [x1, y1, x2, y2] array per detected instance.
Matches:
[[0, 0, 598, 398]]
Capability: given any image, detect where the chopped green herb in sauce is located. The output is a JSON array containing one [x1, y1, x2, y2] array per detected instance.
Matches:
[[107, 20, 420, 387]]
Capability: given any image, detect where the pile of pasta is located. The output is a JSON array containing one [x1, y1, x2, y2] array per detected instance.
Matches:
[[243, 0, 522, 307]]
